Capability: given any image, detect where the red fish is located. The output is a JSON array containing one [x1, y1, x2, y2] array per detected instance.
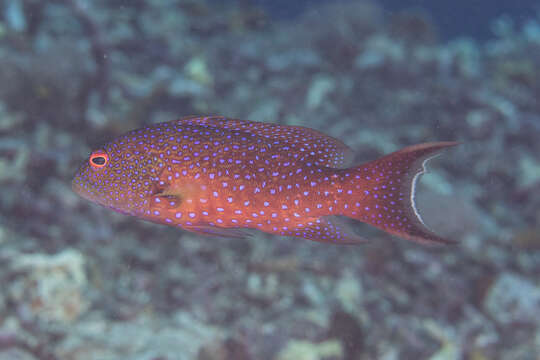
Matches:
[[72, 116, 457, 244]]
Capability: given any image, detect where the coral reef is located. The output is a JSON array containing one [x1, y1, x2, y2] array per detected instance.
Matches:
[[0, 0, 539, 358]]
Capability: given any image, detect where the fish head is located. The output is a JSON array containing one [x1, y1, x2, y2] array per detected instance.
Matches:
[[72, 137, 157, 215]]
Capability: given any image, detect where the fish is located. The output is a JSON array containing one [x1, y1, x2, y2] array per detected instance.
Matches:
[[72, 116, 458, 245]]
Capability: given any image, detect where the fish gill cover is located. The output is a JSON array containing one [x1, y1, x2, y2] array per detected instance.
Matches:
[[0, 0, 540, 359]]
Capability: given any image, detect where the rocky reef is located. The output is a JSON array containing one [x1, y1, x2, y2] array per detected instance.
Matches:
[[0, 0, 539, 359]]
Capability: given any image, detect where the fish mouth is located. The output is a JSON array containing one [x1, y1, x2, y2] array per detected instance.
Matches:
[[71, 176, 99, 204], [72, 180, 113, 211], [71, 178, 80, 193], [71, 177, 82, 196], [71, 179, 91, 202], [71, 176, 136, 216]]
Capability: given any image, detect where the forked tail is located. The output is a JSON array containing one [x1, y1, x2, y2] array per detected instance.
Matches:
[[339, 142, 459, 244]]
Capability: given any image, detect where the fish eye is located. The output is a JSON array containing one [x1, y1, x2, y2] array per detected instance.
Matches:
[[89, 150, 109, 168]]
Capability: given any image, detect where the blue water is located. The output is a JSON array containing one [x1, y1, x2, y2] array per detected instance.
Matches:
[[250, 0, 539, 40]]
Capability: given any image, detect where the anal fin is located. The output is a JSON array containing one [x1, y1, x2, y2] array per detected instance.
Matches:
[[288, 216, 369, 245], [183, 225, 248, 239]]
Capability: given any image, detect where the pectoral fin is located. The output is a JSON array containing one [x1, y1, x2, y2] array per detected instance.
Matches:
[[150, 193, 182, 209], [150, 174, 185, 209]]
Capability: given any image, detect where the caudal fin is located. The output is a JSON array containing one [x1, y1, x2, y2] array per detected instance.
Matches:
[[340, 142, 459, 245]]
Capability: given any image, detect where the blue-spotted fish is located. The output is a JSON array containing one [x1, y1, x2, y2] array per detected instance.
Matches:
[[72, 116, 458, 244]]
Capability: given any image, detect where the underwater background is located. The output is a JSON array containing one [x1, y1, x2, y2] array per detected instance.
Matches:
[[1, 0, 539, 359]]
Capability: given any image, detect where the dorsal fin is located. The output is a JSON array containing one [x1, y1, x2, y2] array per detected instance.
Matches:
[[175, 116, 354, 168]]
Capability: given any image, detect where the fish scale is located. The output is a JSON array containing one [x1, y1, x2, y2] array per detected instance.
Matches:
[[73, 116, 458, 244]]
